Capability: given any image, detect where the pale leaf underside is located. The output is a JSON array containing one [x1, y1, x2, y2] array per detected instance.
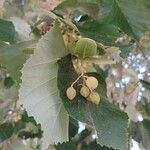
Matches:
[[19, 22, 69, 149]]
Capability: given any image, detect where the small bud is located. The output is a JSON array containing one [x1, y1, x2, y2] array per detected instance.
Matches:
[[87, 91, 100, 105], [66, 87, 76, 100], [80, 86, 90, 98], [85, 76, 98, 90]]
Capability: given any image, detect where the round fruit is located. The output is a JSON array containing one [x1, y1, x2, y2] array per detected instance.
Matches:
[[74, 38, 97, 58], [87, 91, 100, 105], [85, 76, 98, 90], [66, 87, 76, 100], [80, 86, 90, 98]]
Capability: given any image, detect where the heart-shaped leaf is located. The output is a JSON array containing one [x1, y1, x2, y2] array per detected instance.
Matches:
[[57, 55, 128, 150], [19, 21, 69, 149]]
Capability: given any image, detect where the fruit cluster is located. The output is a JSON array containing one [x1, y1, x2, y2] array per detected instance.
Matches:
[[66, 76, 100, 105]]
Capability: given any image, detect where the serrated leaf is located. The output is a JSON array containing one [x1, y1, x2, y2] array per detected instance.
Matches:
[[82, 142, 114, 150], [19, 21, 69, 149], [0, 19, 15, 43], [77, 17, 123, 45], [56, 140, 114, 150], [57, 0, 150, 39], [96, 0, 150, 39], [0, 40, 36, 83], [57, 55, 128, 150], [105, 0, 150, 39], [56, 141, 76, 150], [0, 123, 14, 143]]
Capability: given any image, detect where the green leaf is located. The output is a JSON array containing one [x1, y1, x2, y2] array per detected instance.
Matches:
[[0, 19, 15, 43], [96, 0, 150, 39], [54, 0, 99, 18], [77, 17, 123, 45], [82, 142, 114, 150], [0, 123, 14, 143], [69, 117, 78, 139], [140, 80, 150, 90], [57, 0, 150, 39], [106, 0, 150, 39], [0, 40, 36, 83], [19, 21, 69, 149], [93, 65, 108, 80], [77, 15, 133, 58], [56, 141, 77, 150], [56, 141, 114, 150], [57, 55, 128, 150]]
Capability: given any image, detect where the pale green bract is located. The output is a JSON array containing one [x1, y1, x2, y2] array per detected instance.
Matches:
[[74, 38, 97, 58], [19, 21, 69, 149]]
